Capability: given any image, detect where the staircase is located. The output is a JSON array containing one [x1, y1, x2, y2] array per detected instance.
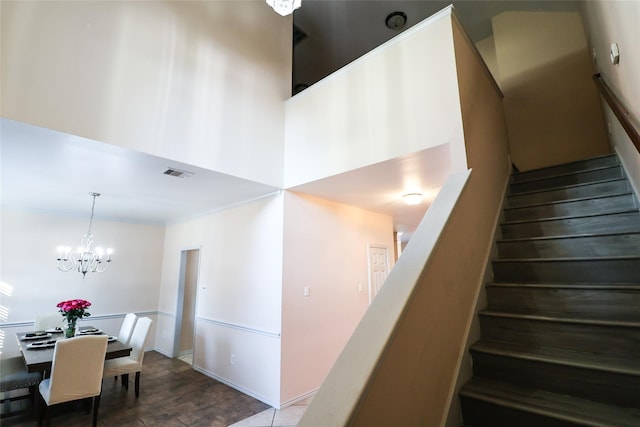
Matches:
[[459, 154, 640, 426]]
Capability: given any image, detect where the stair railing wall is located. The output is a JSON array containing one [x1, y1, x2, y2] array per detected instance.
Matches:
[[593, 73, 640, 153]]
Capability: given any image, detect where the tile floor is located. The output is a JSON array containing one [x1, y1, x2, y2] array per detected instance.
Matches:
[[228, 395, 312, 427]]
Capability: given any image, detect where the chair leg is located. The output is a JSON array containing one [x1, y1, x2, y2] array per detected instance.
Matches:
[[92, 394, 101, 427], [122, 373, 129, 390], [29, 385, 37, 406], [83, 396, 92, 414], [37, 393, 45, 427], [134, 371, 141, 398]]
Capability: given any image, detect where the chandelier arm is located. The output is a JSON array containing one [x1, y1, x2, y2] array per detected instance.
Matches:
[[57, 259, 74, 272], [94, 260, 111, 273]]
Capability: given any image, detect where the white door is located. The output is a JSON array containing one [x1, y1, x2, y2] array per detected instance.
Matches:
[[368, 245, 389, 304]]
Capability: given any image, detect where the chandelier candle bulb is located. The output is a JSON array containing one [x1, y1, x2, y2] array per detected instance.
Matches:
[[266, 0, 301, 16]]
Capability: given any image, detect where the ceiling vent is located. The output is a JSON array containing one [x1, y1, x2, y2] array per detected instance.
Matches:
[[163, 167, 195, 178]]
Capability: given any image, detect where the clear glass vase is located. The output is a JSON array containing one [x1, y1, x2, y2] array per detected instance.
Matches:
[[65, 319, 77, 338]]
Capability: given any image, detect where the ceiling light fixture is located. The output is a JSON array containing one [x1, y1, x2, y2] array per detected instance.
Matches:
[[385, 11, 407, 31], [266, 0, 301, 16], [403, 193, 423, 205], [57, 192, 113, 278]]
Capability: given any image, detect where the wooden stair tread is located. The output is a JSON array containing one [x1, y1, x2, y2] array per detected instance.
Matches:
[[507, 177, 626, 198], [501, 209, 640, 226], [511, 154, 617, 181], [479, 310, 640, 328], [460, 378, 640, 427], [494, 255, 640, 262], [497, 230, 640, 243], [486, 282, 640, 290], [504, 191, 633, 211], [471, 340, 640, 376], [462, 154, 640, 426], [510, 164, 621, 186]]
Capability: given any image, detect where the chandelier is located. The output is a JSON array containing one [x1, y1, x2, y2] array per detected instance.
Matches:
[[266, 0, 301, 16], [57, 192, 113, 278]]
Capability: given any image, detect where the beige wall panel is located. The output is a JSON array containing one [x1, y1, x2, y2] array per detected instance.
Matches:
[[281, 192, 394, 405], [493, 11, 610, 171], [581, 0, 640, 200], [0, 1, 290, 187]]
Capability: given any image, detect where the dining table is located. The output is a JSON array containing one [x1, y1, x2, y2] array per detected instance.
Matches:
[[16, 325, 132, 374]]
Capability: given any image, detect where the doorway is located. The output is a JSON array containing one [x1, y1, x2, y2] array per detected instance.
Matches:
[[368, 245, 389, 305], [173, 248, 200, 365]]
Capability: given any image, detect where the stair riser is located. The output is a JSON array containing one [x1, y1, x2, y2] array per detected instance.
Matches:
[[511, 155, 619, 184], [470, 351, 640, 408], [504, 194, 635, 222], [461, 396, 584, 427], [486, 287, 640, 320], [479, 315, 640, 358], [501, 212, 640, 239], [497, 234, 640, 259], [510, 167, 622, 194], [506, 180, 629, 208], [493, 258, 640, 283]]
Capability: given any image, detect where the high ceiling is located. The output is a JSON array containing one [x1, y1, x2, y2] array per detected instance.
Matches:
[[1, 1, 580, 240], [293, 0, 579, 90]]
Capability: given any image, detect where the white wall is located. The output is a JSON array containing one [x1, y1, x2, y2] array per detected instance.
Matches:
[[1, 0, 291, 187], [284, 8, 466, 188], [157, 194, 284, 406], [581, 0, 640, 198], [281, 191, 395, 405], [0, 209, 164, 357]]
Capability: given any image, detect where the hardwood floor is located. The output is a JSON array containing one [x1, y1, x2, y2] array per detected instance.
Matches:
[[3, 351, 270, 426]]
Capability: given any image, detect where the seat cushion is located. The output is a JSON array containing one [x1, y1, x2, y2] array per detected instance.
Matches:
[[0, 357, 42, 392], [102, 356, 142, 377], [38, 378, 52, 404]]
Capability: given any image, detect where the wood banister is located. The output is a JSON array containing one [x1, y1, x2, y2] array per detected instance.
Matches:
[[593, 73, 640, 153]]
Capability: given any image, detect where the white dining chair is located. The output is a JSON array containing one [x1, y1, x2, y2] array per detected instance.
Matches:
[[114, 313, 137, 384], [117, 313, 137, 345], [38, 335, 108, 427], [34, 313, 64, 331], [103, 317, 152, 398]]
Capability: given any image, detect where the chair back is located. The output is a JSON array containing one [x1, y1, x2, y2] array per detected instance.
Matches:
[[129, 317, 152, 364], [117, 313, 138, 344], [34, 313, 64, 331], [46, 335, 108, 405]]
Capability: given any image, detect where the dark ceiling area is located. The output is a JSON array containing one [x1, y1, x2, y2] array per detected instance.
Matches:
[[292, 0, 580, 93]]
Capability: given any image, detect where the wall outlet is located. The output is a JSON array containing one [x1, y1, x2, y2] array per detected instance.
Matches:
[[304, 286, 310, 297], [230, 354, 235, 365]]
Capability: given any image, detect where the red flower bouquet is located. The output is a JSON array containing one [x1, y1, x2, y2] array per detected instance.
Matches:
[[57, 299, 91, 337]]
